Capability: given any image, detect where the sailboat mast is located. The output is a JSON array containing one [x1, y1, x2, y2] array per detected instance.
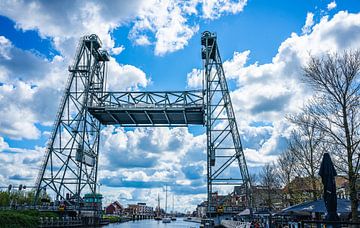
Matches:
[[157, 193, 160, 216], [165, 185, 168, 214], [172, 195, 174, 214]]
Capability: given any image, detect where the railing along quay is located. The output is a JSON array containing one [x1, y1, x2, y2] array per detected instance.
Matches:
[[39, 217, 82, 228], [221, 220, 251, 228]]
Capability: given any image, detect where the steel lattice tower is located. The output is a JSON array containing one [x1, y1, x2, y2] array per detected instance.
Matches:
[[201, 31, 252, 212], [34, 34, 109, 209]]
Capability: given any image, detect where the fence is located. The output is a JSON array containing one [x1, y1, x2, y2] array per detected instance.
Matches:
[[300, 220, 360, 228], [221, 220, 251, 228], [39, 217, 82, 227]]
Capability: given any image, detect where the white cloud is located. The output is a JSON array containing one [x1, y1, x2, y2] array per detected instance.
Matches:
[[0, 36, 12, 60], [107, 58, 150, 91], [111, 45, 125, 55], [129, 0, 248, 55], [302, 12, 314, 34], [2, 1, 360, 211], [0, 145, 44, 186], [0, 0, 249, 57], [187, 11, 360, 167], [223, 50, 250, 79], [129, 0, 199, 56], [133, 35, 152, 46], [0, 82, 40, 139], [0, 137, 9, 151], [327, 1, 337, 11], [201, 0, 247, 19], [0, 2, 152, 138], [0, 0, 248, 210], [187, 68, 203, 89], [0, 0, 144, 56]]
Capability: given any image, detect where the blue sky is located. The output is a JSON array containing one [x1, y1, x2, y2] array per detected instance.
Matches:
[[0, 0, 359, 212]]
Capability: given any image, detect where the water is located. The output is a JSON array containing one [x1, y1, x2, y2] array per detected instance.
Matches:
[[104, 219, 200, 228]]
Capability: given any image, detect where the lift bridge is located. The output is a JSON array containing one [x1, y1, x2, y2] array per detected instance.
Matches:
[[34, 32, 252, 215]]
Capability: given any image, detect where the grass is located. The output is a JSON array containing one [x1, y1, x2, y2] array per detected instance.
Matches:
[[103, 215, 130, 223], [0, 210, 58, 228]]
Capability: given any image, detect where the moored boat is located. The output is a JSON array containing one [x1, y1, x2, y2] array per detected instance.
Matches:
[[162, 217, 171, 223]]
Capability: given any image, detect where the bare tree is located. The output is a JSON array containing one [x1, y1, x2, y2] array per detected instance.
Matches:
[[287, 112, 325, 201], [277, 149, 297, 206], [303, 50, 360, 221], [259, 163, 281, 210]]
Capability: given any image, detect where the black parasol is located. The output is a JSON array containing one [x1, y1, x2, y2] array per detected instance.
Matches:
[[318, 152, 339, 221]]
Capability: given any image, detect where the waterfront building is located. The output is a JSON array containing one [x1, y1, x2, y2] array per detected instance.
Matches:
[[105, 201, 123, 215]]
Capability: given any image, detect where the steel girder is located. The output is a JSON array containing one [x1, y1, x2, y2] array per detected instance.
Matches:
[[34, 34, 109, 211], [201, 31, 252, 213], [87, 91, 204, 126]]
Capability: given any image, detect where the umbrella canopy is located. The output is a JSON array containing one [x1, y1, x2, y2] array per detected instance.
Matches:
[[319, 153, 339, 221], [238, 208, 251, 216], [280, 198, 357, 215]]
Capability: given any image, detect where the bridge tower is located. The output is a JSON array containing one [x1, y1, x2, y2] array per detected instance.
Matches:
[[34, 34, 110, 209], [201, 31, 252, 213]]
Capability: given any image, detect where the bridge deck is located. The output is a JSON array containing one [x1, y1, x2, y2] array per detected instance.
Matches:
[[88, 91, 205, 126]]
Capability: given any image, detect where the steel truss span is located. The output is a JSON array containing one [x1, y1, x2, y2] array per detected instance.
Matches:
[[34, 32, 252, 213], [88, 91, 204, 126]]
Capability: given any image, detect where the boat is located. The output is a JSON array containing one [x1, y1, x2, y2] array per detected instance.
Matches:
[[162, 217, 171, 223], [154, 193, 162, 220], [162, 185, 171, 223], [171, 195, 176, 221]]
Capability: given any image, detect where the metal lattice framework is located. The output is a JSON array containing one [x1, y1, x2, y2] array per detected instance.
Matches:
[[202, 31, 251, 212], [34, 34, 109, 210], [88, 91, 204, 126], [34, 31, 251, 213]]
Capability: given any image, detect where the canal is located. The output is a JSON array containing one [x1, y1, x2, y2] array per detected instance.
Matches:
[[104, 219, 200, 228]]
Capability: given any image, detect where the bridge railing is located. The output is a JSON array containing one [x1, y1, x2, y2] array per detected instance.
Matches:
[[89, 90, 204, 109], [221, 220, 251, 228], [39, 217, 82, 228]]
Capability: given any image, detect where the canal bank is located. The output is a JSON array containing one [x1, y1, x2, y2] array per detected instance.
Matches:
[[103, 219, 200, 228]]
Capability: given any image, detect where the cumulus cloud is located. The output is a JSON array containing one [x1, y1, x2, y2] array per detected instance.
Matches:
[[95, 125, 207, 209], [0, 0, 152, 121], [129, 0, 199, 56], [0, 146, 43, 186], [0, 0, 143, 55], [0, 0, 249, 56], [186, 68, 203, 89], [187, 11, 360, 167], [1, 0, 360, 212], [0, 36, 12, 60], [302, 12, 314, 34], [107, 58, 149, 90], [201, 0, 247, 19], [327, 1, 337, 11], [0, 81, 40, 139], [0, 37, 149, 139], [129, 0, 248, 55], [111, 45, 125, 55], [0, 137, 9, 151]]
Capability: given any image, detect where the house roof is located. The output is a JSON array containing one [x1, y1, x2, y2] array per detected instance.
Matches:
[[113, 201, 123, 208]]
